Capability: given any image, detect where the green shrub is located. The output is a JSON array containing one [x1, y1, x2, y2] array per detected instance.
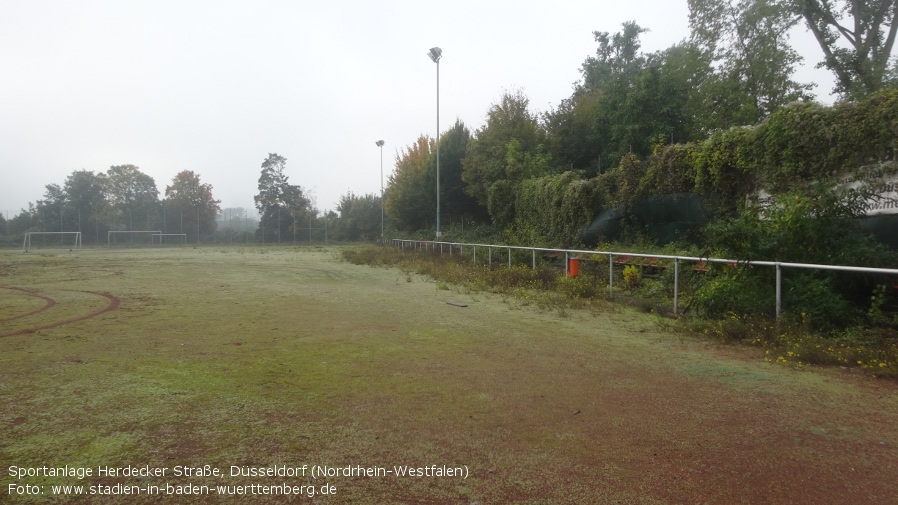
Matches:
[[699, 182, 897, 328], [781, 273, 862, 330], [622, 265, 641, 289], [691, 272, 772, 318]]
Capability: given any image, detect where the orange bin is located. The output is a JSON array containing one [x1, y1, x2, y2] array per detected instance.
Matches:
[[567, 257, 580, 278]]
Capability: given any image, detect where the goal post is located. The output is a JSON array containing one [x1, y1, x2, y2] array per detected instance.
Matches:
[[151, 233, 187, 245], [107, 230, 161, 247], [23, 232, 82, 251]]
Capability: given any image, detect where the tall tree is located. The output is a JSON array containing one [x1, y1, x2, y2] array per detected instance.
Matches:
[[164, 170, 221, 241], [35, 183, 67, 232], [7, 204, 41, 236], [253, 153, 311, 243], [432, 120, 488, 225], [332, 192, 382, 241], [462, 89, 548, 223], [545, 88, 605, 176], [104, 164, 159, 231], [791, 0, 898, 99], [384, 136, 434, 230], [656, 42, 716, 140], [689, 0, 813, 127], [580, 22, 698, 167], [64, 170, 108, 236], [582, 21, 649, 91]]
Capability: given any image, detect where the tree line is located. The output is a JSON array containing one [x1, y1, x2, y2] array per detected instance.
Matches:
[[0, 152, 383, 246], [4, 0, 896, 248], [375, 0, 898, 328], [1, 165, 221, 245], [383, 0, 898, 242], [251, 153, 385, 243]]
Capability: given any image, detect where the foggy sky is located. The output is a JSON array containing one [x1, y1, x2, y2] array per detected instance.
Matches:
[[0, 0, 839, 219]]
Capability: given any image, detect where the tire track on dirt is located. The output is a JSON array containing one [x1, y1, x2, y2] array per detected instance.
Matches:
[[0, 286, 56, 323], [0, 290, 121, 338]]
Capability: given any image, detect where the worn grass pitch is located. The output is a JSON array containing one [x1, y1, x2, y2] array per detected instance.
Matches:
[[1, 246, 897, 504]]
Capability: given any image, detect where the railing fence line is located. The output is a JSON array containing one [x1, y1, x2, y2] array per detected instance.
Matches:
[[392, 239, 898, 319]]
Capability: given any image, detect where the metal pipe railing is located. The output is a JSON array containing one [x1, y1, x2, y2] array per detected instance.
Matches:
[[392, 239, 898, 319]]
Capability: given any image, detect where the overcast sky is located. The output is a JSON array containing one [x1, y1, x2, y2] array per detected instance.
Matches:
[[0, 0, 841, 218]]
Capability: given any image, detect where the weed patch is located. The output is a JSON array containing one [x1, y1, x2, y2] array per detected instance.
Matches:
[[343, 245, 610, 315], [349, 245, 898, 378], [681, 313, 898, 377]]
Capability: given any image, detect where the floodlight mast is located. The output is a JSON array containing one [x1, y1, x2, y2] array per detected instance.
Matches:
[[376, 140, 385, 240], [428, 47, 442, 238]]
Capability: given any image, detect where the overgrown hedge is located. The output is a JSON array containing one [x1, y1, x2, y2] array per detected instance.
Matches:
[[510, 89, 898, 247], [512, 172, 608, 247]]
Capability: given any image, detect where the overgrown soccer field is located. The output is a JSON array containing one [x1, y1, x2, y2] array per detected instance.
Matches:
[[1, 246, 896, 503]]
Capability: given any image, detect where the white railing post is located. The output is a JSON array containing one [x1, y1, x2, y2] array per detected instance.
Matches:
[[609, 254, 614, 298], [674, 258, 680, 315], [776, 263, 782, 320]]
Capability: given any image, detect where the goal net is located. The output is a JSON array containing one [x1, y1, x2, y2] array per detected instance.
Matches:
[[152, 233, 187, 245], [23, 232, 82, 251]]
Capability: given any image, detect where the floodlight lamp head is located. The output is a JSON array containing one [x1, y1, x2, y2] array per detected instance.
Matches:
[[376, 140, 385, 147], [428, 47, 442, 63]]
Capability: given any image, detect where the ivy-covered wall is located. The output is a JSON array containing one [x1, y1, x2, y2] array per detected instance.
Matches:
[[512, 172, 608, 247], [512, 89, 898, 247]]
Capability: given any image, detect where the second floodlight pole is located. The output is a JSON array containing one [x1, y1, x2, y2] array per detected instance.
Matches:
[[376, 139, 385, 240], [428, 46, 442, 238]]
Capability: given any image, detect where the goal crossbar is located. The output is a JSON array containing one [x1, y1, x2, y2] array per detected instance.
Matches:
[[23, 232, 82, 251]]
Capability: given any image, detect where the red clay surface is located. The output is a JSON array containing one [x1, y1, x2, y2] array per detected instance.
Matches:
[[0, 287, 120, 338]]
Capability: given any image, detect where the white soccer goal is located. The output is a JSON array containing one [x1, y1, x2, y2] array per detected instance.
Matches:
[[152, 233, 187, 245], [107, 230, 161, 247], [23, 232, 82, 251]]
